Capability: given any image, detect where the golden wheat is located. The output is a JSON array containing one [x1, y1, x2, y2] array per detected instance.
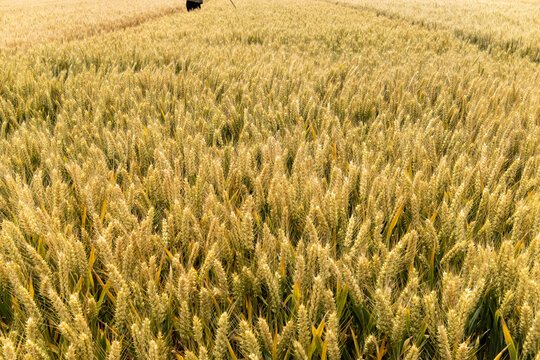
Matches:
[[0, 0, 183, 54], [332, 0, 540, 62], [0, 0, 539, 359]]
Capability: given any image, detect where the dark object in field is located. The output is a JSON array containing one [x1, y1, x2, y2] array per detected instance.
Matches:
[[186, 1, 202, 11]]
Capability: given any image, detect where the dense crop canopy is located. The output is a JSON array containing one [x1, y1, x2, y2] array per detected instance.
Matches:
[[0, 0, 539, 359]]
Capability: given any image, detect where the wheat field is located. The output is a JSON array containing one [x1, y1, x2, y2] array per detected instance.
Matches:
[[331, 0, 540, 62], [0, 0, 183, 53], [0, 0, 539, 359]]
